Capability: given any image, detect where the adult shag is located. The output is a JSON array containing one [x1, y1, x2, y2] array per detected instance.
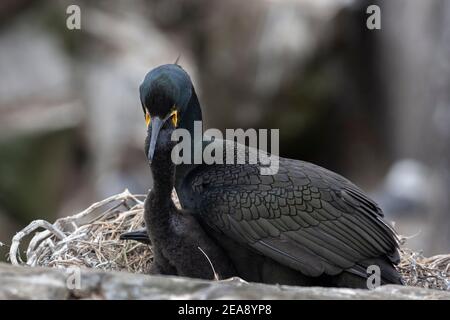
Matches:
[[122, 64, 403, 288]]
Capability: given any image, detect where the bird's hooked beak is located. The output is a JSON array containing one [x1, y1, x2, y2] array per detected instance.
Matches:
[[146, 109, 178, 162], [147, 116, 164, 162]]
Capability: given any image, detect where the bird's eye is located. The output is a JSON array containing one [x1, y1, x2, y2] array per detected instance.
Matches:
[[145, 111, 151, 127], [170, 110, 178, 127]]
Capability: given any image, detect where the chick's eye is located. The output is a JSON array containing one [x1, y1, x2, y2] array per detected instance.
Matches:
[[170, 110, 178, 127], [145, 112, 151, 126]]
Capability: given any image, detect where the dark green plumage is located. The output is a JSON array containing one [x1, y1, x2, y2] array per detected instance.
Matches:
[[177, 139, 401, 285], [122, 64, 403, 288]]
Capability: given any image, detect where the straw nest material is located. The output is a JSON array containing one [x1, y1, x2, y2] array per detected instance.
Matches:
[[9, 190, 153, 274], [8, 189, 450, 291]]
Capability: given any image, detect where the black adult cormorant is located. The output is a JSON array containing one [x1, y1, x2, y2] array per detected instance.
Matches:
[[126, 121, 236, 279], [122, 64, 403, 288]]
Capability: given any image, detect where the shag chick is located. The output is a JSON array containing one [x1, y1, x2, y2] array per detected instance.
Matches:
[[132, 121, 236, 280]]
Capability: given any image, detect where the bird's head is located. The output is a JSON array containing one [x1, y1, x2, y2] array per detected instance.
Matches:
[[139, 64, 194, 162]]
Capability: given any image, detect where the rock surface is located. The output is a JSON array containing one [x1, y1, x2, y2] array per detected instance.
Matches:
[[0, 263, 449, 300]]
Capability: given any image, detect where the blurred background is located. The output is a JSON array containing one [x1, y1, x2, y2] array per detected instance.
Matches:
[[0, 0, 449, 261]]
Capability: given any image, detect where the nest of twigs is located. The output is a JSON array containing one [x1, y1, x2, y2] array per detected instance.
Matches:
[[397, 248, 450, 290], [9, 190, 152, 273], [8, 189, 450, 290]]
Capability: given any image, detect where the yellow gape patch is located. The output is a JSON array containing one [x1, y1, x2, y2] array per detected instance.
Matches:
[[170, 110, 178, 127], [145, 112, 151, 127]]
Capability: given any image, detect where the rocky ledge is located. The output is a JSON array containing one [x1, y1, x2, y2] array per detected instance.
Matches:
[[0, 263, 449, 300]]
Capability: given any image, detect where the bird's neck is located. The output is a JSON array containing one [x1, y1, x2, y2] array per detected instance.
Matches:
[[175, 88, 203, 192], [151, 161, 175, 199], [179, 87, 202, 135], [146, 160, 175, 233]]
